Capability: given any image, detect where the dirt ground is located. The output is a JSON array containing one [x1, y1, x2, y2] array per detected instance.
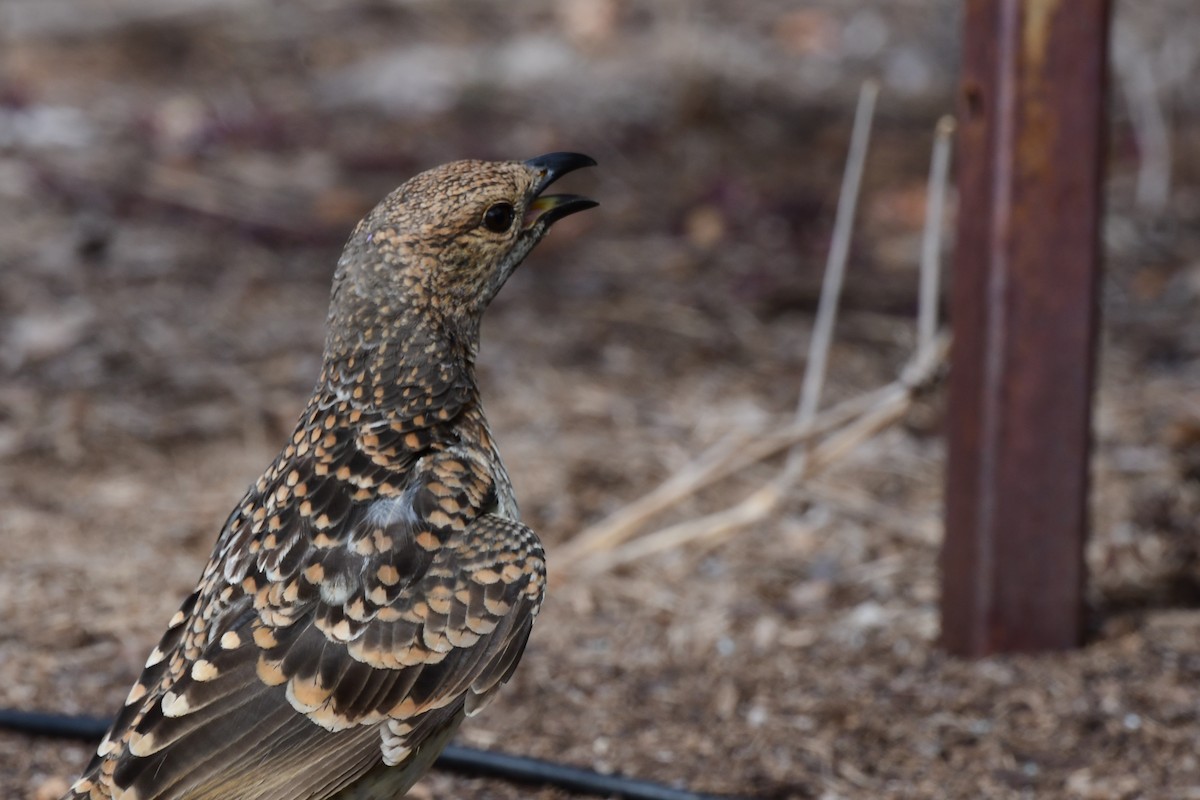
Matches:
[[3, 2, 1200, 798]]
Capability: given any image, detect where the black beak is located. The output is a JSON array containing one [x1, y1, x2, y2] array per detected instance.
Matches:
[[523, 152, 598, 229]]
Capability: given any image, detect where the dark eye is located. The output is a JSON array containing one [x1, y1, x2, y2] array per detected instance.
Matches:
[[482, 202, 516, 233]]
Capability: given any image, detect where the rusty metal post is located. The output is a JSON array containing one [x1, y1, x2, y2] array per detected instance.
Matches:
[[941, 0, 1111, 656]]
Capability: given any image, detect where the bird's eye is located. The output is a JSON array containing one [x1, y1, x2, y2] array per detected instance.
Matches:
[[482, 202, 516, 233]]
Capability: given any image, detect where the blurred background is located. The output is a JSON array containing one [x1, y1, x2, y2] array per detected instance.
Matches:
[[2, 1, 1200, 797]]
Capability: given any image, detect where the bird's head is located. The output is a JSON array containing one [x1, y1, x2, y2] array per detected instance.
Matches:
[[328, 153, 597, 351]]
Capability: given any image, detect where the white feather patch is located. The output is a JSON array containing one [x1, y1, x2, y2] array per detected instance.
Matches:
[[190, 659, 219, 682], [161, 690, 191, 718], [124, 682, 148, 705], [381, 721, 414, 767], [96, 733, 117, 757], [126, 730, 157, 757]]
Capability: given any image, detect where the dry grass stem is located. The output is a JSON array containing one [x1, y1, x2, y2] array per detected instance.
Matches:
[[790, 80, 879, 473], [559, 92, 963, 580], [919, 116, 955, 356], [1116, 30, 1172, 212], [553, 387, 893, 568], [569, 335, 948, 576]]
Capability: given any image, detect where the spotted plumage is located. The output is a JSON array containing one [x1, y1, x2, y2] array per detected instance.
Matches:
[[63, 153, 597, 800]]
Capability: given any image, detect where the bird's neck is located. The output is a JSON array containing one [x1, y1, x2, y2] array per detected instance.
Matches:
[[319, 300, 482, 426]]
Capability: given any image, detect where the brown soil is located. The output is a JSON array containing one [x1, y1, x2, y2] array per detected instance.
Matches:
[[3, 2, 1200, 799]]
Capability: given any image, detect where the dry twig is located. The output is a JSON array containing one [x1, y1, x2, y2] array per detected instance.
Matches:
[[554, 383, 897, 566], [557, 97, 955, 579], [1115, 28, 1171, 213], [793, 81, 878, 443], [919, 116, 955, 355], [570, 335, 947, 576]]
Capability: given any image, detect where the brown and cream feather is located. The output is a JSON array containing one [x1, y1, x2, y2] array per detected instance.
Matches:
[[63, 153, 596, 800]]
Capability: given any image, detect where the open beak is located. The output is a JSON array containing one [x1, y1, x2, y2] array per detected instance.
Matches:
[[523, 152, 598, 229]]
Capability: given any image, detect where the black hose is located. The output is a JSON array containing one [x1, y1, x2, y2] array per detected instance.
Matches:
[[0, 708, 739, 800], [0, 709, 109, 740]]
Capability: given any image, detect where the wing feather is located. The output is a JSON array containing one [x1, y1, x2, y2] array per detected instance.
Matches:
[[78, 413, 544, 800]]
